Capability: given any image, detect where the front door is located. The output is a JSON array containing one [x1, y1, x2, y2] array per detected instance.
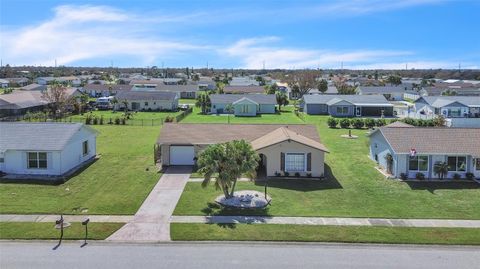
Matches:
[[474, 158, 480, 178], [356, 107, 361, 117]]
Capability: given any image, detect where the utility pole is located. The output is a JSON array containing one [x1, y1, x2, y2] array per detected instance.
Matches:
[[206, 61, 209, 70], [341, 61, 343, 70], [459, 62, 461, 72]]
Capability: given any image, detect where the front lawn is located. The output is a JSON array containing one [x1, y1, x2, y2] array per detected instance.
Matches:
[[0, 125, 161, 215], [181, 106, 304, 124], [171, 223, 480, 245], [174, 116, 480, 219], [0, 222, 123, 240]]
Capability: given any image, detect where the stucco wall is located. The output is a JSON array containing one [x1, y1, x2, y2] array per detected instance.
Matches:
[[3, 150, 62, 175], [115, 99, 178, 111], [60, 128, 97, 174]]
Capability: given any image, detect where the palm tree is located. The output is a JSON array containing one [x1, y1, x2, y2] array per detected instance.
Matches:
[[198, 140, 260, 199], [275, 92, 289, 111], [434, 161, 449, 180], [195, 93, 211, 114], [225, 104, 234, 124]]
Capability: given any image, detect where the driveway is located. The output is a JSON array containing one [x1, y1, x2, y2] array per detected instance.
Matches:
[[107, 166, 192, 242]]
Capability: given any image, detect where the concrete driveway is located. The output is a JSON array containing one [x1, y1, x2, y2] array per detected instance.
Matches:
[[107, 166, 192, 242]]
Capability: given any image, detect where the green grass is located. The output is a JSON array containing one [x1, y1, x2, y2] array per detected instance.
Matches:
[[171, 223, 480, 245], [179, 98, 196, 104], [0, 222, 123, 240], [70, 110, 181, 121], [0, 125, 161, 215], [181, 106, 304, 124], [174, 116, 480, 219]]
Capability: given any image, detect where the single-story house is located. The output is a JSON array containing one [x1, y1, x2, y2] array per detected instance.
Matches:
[[420, 86, 480, 96], [0, 79, 9, 88], [82, 84, 132, 97], [223, 85, 265, 94], [414, 96, 480, 118], [0, 91, 49, 117], [5, 78, 29, 87], [130, 81, 200, 99], [229, 77, 260, 86], [302, 94, 394, 117], [369, 122, 480, 180], [156, 123, 329, 178], [210, 94, 277, 116], [20, 83, 47, 92], [36, 76, 81, 86], [0, 123, 98, 179], [356, 86, 410, 101], [114, 90, 179, 111]]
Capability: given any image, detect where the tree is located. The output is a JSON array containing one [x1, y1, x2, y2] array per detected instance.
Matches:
[[335, 82, 357, 95], [76, 93, 89, 114], [275, 92, 289, 111], [192, 74, 200, 81], [317, 79, 328, 93], [195, 93, 211, 114], [264, 83, 278, 94], [198, 140, 260, 199], [41, 84, 74, 118], [374, 70, 379, 80], [286, 70, 319, 97], [432, 115, 446, 127], [215, 82, 225, 94], [434, 162, 449, 180], [387, 75, 402, 86]]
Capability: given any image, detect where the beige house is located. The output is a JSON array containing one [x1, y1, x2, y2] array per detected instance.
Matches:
[[156, 123, 329, 178]]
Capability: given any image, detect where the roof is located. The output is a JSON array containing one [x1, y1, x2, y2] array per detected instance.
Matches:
[[0, 122, 98, 152], [83, 84, 132, 91], [417, 96, 480, 107], [210, 94, 277, 105], [157, 124, 322, 146], [303, 94, 393, 107], [155, 84, 199, 92], [224, 86, 265, 94], [357, 86, 409, 94], [20, 83, 47, 91], [384, 121, 415, 128], [251, 127, 329, 152], [375, 127, 480, 157], [115, 90, 178, 101], [0, 90, 48, 109]]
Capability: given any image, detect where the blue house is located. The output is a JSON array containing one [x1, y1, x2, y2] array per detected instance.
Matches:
[[210, 94, 277, 116]]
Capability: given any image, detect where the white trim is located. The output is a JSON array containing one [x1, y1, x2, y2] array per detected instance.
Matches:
[[284, 153, 306, 172]]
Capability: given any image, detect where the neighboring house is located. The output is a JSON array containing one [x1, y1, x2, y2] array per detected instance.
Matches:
[[156, 123, 329, 178], [5, 78, 29, 87], [229, 77, 260, 86], [356, 86, 410, 101], [0, 122, 98, 179], [421, 86, 480, 96], [114, 91, 179, 111], [82, 84, 132, 97], [223, 85, 265, 94], [369, 122, 480, 180], [414, 96, 480, 118], [130, 81, 199, 99], [302, 94, 394, 117], [0, 79, 9, 88], [36, 76, 81, 86], [19, 83, 47, 92], [0, 91, 48, 117], [209, 94, 277, 116]]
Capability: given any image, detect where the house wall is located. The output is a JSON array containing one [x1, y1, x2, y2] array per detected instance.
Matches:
[[2, 150, 62, 175], [233, 103, 258, 116], [256, 140, 325, 177], [259, 104, 276, 114], [304, 104, 328, 115], [369, 131, 397, 176], [211, 102, 275, 115], [180, 91, 197, 99], [115, 99, 178, 111], [59, 128, 97, 174], [328, 104, 355, 117]]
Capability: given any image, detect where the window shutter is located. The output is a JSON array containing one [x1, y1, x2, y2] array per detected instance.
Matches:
[[307, 153, 312, 171], [280, 152, 285, 171]]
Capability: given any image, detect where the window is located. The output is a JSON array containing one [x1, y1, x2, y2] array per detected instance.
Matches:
[[285, 153, 305, 172], [0, 158, 4, 163], [241, 105, 249, 113], [447, 156, 466, 172], [82, 141, 88, 156], [476, 159, 480, 171], [144, 102, 149, 106], [27, 152, 47, 169], [336, 106, 349, 114], [409, 155, 428, 171]]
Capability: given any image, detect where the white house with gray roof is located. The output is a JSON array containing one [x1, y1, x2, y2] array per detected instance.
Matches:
[[0, 123, 98, 180], [210, 94, 277, 116], [414, 96, 480, 119], [114, 90, 179, 111], [356, 85, 411, 101]]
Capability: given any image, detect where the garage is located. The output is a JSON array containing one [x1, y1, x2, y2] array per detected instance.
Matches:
[[169, 146, 195, 165]]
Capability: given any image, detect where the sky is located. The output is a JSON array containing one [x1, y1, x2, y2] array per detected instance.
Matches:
[[0, 0, 479, 69]]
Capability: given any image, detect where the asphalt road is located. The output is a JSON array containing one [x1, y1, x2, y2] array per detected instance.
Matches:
[[1, 241, 479, 269]]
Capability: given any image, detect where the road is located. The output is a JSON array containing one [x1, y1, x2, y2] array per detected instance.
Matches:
[[1, 242, 479, 269]]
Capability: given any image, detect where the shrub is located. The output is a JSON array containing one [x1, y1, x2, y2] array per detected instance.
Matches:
[[403, 118, 416, 125], [453, 173, 462, 180], [114, 117, 121, 125], [164, 116, 175, 123], [274, 171, 281, 177], [389, 119, 398, 124], [294, 172, 300, 177], [99, 116, 104, 125], [400, 173, 408, 180], [306, 173, 312, 178], [364, 118, 376, 129], [352, 118, 365, 129], [415, 172, 425, 180], [339, 118, 351, 128], [465, 172, 475, 180], [284, 171, 290, 177], [327, 117, 338, 128], [121, 117, 126, 125], [92, 116, 98, 125], [108, 117, 113, 124], [375, 119, 387, 127]]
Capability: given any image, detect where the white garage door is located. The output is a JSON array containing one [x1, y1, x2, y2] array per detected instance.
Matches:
[[170, 146, 195, 165]]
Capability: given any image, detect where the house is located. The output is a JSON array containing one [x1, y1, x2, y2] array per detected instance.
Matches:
[[421, 86, 480, 96], [130, 81, 200, 99], [36, 76, 81, 86], [114, 91, 179, 111], [0, 79, 9, 88], [0, 123, 98, 180], [302, 94, 394, 117], [229, 77, 260, 86], [414, 96, 480, 118], [369, 123, 480, 180], [223, 85, 265, 94], [209, 94, 277, 116], [0, 91, 49, 117], [356, 86, 410, 101], [82, 84, 132, 97], [19, 83, 47, 92], [5, 78, 29, 87], [156, 123, 329, 178]]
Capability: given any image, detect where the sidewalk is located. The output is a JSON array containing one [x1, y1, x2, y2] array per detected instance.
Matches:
[[170, 215, 480, 228], [0, 214, 132, 223]]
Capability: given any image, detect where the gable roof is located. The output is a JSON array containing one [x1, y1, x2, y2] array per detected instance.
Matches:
[[251, 127, 329, 152], [232, 97, 259, 105], [115, 90, 178, 101], [157, 124, 321, 146], [83, 84, 132, 92], [384, 121, 414, 128], [376, 127, 480, 157], [303, 94, 393, 106], [357, 86, 409, 94], [210, 94, 277, 105], [0, 90, 48, 109], [224, 85, 265, 94], [0, 122, 98, 152], [416, 96, 480, 108]]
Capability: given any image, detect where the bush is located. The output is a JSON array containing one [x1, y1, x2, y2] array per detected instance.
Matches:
[[92, 116, 98, 125], [453, 173, 462, 180], [121, 117, 126, 125], [339, 118, 351, 128], [375, 119, 387, 127], [400, 173, 408, 180], [465, 172, 475, 180], [403, 118, 416, 125], [364, 118, 376, 129], [415, 172, 425, 180], [164, 116, 175, 123], [284, 171, 290, 177], [108, 117, 113, 124], [352, 118, 365, 129], [389, 119, 398, 124], [327, 117, 338, 128], [114, 117, 121, 125], [99, 116, 104, 125], [294, 172, 300, 177]]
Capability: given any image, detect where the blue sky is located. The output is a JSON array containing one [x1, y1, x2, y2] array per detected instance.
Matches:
[[1, 0, 479, 69]]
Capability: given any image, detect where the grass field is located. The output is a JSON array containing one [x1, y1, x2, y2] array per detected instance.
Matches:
[[174, 116, 480, 219], [179, 98, 196, 104], [180, 106, 304, 124], [71, 110, 181, 120], [171, 223, 480, 245], [0, 125, 161, 215], [0, 222, 123, 240]]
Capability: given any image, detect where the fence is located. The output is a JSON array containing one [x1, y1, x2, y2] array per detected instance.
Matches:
[[19, 116, 165, 126]]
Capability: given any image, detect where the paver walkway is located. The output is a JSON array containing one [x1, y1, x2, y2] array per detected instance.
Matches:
[[171, 215, 480, 228], [106, 166, 192, 242]]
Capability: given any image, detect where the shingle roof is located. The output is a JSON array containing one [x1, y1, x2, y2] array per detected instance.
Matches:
[[384, 121, 414, 128], [155, 84, 199, 92], [417, 96, 480, 107], [115, 90, 178, 101], [251, 127, 329, 152], [0, 90, 47, 109], [357, 86, 409, 94], [210, 94, 277, 105], [377, 127, 480, 157], [224, 86, 265, 94], [83, 84, 132, 91], [157, 124, 321, 145], [0, 122, 97, 152], [20, 83, 47, 91], [303, 94, 393, 106]]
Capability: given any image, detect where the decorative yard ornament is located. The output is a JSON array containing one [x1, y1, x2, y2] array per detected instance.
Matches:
[[410, 148, 417, 158]]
